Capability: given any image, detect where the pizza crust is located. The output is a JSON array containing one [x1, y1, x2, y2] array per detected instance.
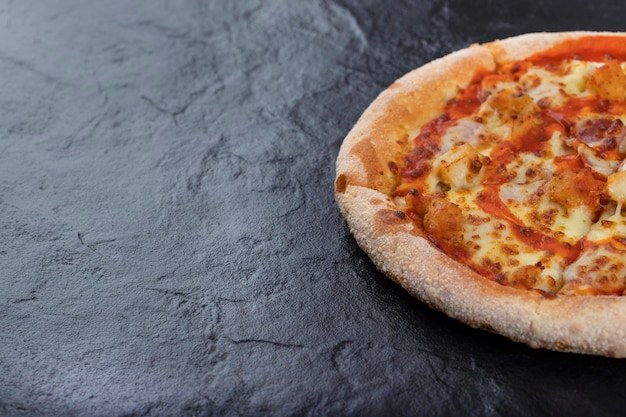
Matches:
[[487, 31, 626, 64], [335, 32, 626, 357]]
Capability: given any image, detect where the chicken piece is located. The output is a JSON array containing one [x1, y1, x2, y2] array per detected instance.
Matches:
[[487, 88, 538, 121], [422, 196, 464, 245], [543, 169, 606, 217], [587, 60, 626, 102], [435, 143, 486, 189]]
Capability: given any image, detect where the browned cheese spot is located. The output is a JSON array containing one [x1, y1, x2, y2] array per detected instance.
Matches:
[[511, 265, 543, 290]]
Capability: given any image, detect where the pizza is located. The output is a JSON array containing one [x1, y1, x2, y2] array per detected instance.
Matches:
[[335, 31, 626, 357]]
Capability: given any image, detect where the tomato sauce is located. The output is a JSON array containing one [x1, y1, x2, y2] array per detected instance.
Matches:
[[553, 153, 584, 172], [527, 36, 626, 66], [475, 186, 519, 225]]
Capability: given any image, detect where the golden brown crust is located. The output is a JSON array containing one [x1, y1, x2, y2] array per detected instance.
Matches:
[[487, 31, 626, 64], [335, 31, 626, 357]]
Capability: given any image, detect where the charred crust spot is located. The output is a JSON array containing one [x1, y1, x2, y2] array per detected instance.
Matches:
[[335, 174, 347, 193], [553, 341, 569, 351], [476, 322, 495, 332], [374, 209, 411, 231], [388, 161, 399, 174]]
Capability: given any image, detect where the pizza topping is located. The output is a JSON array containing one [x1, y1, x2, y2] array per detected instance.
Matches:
[[543, 169, 606, 216], [394, 51, 626, 296], [421, 197, 464, 246], [608, 170, 626, 203], [587, 60, 626, 102], [560, 241, 626, 295], [433, 143, 487, 190], [335, 34, 626, 356]]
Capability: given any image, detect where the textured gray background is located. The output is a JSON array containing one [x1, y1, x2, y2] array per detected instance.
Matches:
[[2, 1, 626, 416]]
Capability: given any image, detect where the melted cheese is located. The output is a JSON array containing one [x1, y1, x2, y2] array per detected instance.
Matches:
[[561, 240, 626, 296], [563, 60, 600, 94], [439, 119, 491, 154], [520, 67, 567, 106], [499, 181, 594, 243], [397, 56, 626, 296], [445, 186, 566, 292], [586, 203, 626, 242], [608, 172, 626, 202]]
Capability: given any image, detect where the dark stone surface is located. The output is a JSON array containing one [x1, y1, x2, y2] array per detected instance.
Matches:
[[2, 1, 626, 416]]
